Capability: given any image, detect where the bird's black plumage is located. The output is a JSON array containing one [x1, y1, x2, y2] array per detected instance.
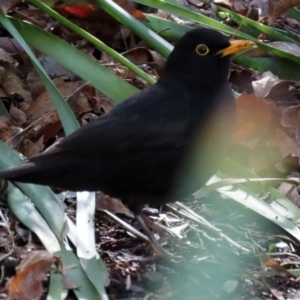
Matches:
[[0, 28, 253, 214]]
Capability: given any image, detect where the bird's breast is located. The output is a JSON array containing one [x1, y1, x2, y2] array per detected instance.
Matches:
[[169, 84, 236, 198]]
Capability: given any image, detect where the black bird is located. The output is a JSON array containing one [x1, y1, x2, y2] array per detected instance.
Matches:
[[0, 28, 253, 252]]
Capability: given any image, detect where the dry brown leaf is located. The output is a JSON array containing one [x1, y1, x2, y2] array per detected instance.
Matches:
[[68, 83, 95, 114], [5, 251, 60, 300], [214, 0, 231, 8], [275, 128, 300, 162], [269, 0, 300, 25], [25, 81, 87, 121], [252, 72, 278, 97], [122, 47, 166, 75], [186, 0, 206, 8], [0, 37, 24, 54], [0, 0, 19, 14], [32, 121, 64, 145], [278, 181, 300, 206], [55, 0, 147, 22], [1, 68, 31, 103], [0, 116, 23, 148], [0, 87, 8, 98], [18, 102, 30, 112], [39, 56, 75, 80], [9, 104, 27, 125], [88, 94, 115, 114], [233, 92, 276, 142], [228, 0, 268, 17], [96, 192, 133, 217], [21, 136, 44, 157], [227, 0, 246, 12], [282, 105, 300, 129], [10, 8, 54, 29], [251, 71, 292, 98], [281, 105, 300, 145], [23, 81, 92, 141], [0, 47, 17, 64], [262, 254, 296, 277], [269, 287, 285, 300]]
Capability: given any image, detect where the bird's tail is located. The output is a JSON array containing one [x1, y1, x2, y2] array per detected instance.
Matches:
[[0, 161, 47, 185]]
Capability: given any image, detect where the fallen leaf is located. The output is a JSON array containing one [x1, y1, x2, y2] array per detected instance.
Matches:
[[275, 128, 300, 163], [0, 0, 19, 14], [233, 92, 276, 142], [269, 0, 300, 25], [0, 116, 23, 148], [21, 136, 45, 157], [281, 105, 300, 145], [55, 0, 147, 22], [0, 47, 17, 64], [261, 253, 295, 277], [122, 47, 166, 74], [96, 192, 133, 216], [252, 71, 294, 98], [9, 104, 27, 126], [1, 68, 31, 103], [278, 181, 300, 207], [5, 251, 60, 300]]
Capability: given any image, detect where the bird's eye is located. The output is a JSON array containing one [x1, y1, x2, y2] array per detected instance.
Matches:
[[196, 44, 209, 56]]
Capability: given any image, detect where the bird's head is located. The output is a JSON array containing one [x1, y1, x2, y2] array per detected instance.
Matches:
[[161, 27, 254, 88]]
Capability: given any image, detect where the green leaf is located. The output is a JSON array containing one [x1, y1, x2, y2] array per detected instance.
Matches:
[[27, 0, 156, 85], [7, 16, 138, 103], [95, 0, 173, 57], [234, 56, 300, 80]]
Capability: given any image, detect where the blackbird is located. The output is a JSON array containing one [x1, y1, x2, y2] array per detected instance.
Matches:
[[0, 28, 253, 220]]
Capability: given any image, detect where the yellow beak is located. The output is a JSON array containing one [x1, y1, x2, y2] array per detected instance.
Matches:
[[217, 40, 254, 57]]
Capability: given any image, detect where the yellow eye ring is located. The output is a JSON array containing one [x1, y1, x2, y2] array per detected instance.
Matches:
[[196, 44, 209, 56]]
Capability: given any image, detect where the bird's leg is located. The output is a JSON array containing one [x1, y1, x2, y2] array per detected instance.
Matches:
[[137, 212, 172, 260]]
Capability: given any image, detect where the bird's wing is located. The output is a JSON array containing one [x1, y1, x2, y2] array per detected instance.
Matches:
[[47, 84, 196, 158]]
